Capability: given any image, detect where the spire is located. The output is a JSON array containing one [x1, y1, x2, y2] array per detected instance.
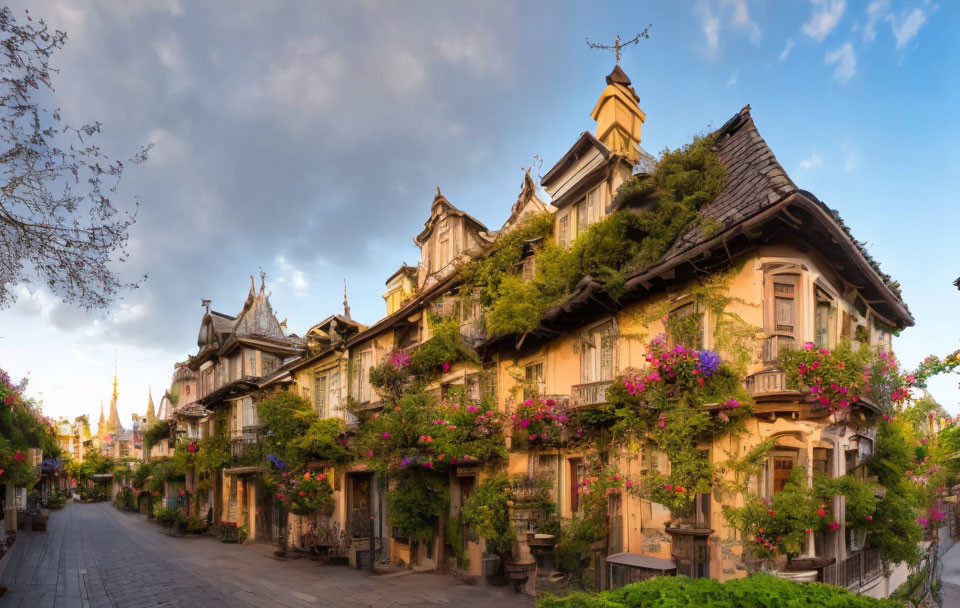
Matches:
[[590, 65, 645, 161], [98, 400, 105, 425], [146, 387, 156, 426], [343, 278, 351, 319], [113, 354, 118, 402], [107, 363, 123, 433]]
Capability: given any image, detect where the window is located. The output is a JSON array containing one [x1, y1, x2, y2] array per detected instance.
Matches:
[[314, 373, 327, 418], [814, 288, 833, 349], [576, 201, 587, 235], [569, 458, 586, 512], [247, 350, 257, 376], [262, 353, 278, 377], [668, 302, 704, 350], [813, 447, 833, 477], [640, 441, 660, 472], [586, 187, 599, 224], [439, 237, 450, 267], [241, 397, 258, 428], [358, 350, 373, 402], [524, 362, 543, 399], [581, 322, 616, 384], [558, 214, 570, 249], [763, 269, 801, 361]]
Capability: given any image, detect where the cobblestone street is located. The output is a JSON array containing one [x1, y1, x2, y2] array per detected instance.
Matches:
[[0, 503, 533, 608]]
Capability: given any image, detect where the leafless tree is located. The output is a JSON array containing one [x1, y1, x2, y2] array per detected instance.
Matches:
[[0, 7, 150, 310]]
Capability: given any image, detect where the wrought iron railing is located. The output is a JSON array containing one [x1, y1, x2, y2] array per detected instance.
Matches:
[[571, 380, 614, 408]]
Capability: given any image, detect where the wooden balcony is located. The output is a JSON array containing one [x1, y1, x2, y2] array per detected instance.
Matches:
[[745, 369, 790, 396], [842, 549, 881, 589], [230, 426, 261, 461], [761, 336, 796, 364], [571, 380, 614, 408]]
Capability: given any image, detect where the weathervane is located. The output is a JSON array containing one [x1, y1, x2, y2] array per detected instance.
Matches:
[[586, 25, 652, 65]]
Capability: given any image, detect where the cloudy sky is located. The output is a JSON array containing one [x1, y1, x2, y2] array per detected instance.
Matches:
[[1, 0, 958, 425]]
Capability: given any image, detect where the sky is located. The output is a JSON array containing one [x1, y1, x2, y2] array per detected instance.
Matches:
[[1, 0, 958, 425]]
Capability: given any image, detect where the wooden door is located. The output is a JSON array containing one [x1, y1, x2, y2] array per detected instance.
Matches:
[[350, 474, 372, 539]]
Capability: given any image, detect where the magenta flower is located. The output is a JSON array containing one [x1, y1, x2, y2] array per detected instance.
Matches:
[[657, 414, 666, 429], [723, 397, 740, 409], [442, 362, 451, 373], [828, 521, 840, 530], [381, 432, 391, 439]]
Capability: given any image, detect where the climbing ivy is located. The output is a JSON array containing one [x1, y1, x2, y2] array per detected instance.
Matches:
[[459, 134, 727, 338]]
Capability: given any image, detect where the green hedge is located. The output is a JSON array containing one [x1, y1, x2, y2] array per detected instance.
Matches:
[[537, 574, 902, 608]]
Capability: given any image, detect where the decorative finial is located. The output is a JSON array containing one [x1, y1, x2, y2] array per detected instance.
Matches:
[[586, 26, 652, 65], [343, 278, 351, 319], [260, 270, 267, 291], [201, 298, 211, 313]]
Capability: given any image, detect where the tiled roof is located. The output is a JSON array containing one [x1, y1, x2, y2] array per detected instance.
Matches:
[[663, 105, 796, 260], [660, 105, 908, 314]]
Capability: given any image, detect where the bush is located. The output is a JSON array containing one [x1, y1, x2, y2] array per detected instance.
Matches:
[[184, 515, 206, 534], [113, 487, 137, 512], [155, 506, 180, 526], [537, 574, 901, 608], [47, 495, 66, 509]]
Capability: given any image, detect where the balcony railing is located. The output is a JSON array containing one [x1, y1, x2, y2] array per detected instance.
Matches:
[[571, 380, 614, 408], [745, 369, 790, 395], [230, 426, 261, 461], [761, 336, 796, 364], [842, 549, 881, 589]]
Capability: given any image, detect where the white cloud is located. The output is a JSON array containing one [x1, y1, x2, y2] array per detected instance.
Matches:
[[697, 0, 722, 55], [144, 128, 187, 167], [262, 38, 344, 115], [802, 0, 846, 42], [796, 152, 823, 174], [434, 29, 505, 75], [825, 42, 856, 84], [842, 139, 861, 173], [779, 38, 795, 61], [726, 69, 739, 87], [384, 50, 426, 96], [726, 0, 762, 45], [864, 0, 889, 42], [152, 34, 182, 70], [886, 8, 928, 49]]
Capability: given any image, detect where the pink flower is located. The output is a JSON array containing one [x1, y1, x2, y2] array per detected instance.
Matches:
[[817, 508, 826, 517], [423, 461, 434, 469], [657, 414, 666, 429], [12, 451, 24, 462], [724, 397, 740, 409], [442, 362, 451, 373], [381, 432, 390, 439], [828, 521, 840, 530], [663, 483, 672, 491], [767, 509, 776, 516], [366, 450, 374, 457], [804, 528, 812, 534], [529, 434, 537, 441], [866, 515, 873, 522], [917, 516, 929, 527], [802, 342, 814, 351]]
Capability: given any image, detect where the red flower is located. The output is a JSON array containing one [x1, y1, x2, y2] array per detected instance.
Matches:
[[817, 508, 826, 517], [12, 451, 24, 462], [299, 491, 306, 497]]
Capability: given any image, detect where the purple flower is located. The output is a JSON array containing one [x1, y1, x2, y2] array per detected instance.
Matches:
[[698, 350, 721, 377]]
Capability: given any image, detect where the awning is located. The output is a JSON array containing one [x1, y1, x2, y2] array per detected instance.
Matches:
[[606, 552, 676, 571]]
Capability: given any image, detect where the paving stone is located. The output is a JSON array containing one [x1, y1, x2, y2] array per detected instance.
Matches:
[[0, 502, 533, 608]]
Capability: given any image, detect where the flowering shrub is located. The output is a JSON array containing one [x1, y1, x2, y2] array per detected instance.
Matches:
[[723, 468, 834, 561], [780, 342, 912, 414], [461, 474, 516, 561], [275, 470, 334, 516], [511, 397, 570, 448], [598, 336, 751, 519]]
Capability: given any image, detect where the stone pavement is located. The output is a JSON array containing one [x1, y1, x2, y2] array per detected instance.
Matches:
[[0, 502, 533, 608], [942, 538, 960, 608]]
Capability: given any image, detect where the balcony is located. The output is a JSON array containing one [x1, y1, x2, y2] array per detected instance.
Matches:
[[842, 549, 880, 589], [230, 426, 261, 462], [571, 380, 614, 408], [761, 336, 796, 364], [745, 369, 790, 396]]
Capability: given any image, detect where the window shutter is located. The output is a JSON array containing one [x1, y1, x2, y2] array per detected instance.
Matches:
[[559, 215, 570, 248], [577, 202, 587, 234], [600, 326, 615, 381]]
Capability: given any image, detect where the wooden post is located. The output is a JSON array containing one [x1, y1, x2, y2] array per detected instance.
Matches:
[[369, 514, 376, 573]]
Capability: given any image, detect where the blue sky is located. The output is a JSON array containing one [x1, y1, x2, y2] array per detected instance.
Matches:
[[1, 0, 958, 423]]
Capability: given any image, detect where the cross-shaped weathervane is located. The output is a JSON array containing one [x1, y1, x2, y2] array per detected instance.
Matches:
[[586, 25, 652, 65]]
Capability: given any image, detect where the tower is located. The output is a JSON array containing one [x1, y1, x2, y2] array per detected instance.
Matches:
[[106, 359, 123, 434], [145, 387, 156, 427], [590, 65, 645, 161]]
